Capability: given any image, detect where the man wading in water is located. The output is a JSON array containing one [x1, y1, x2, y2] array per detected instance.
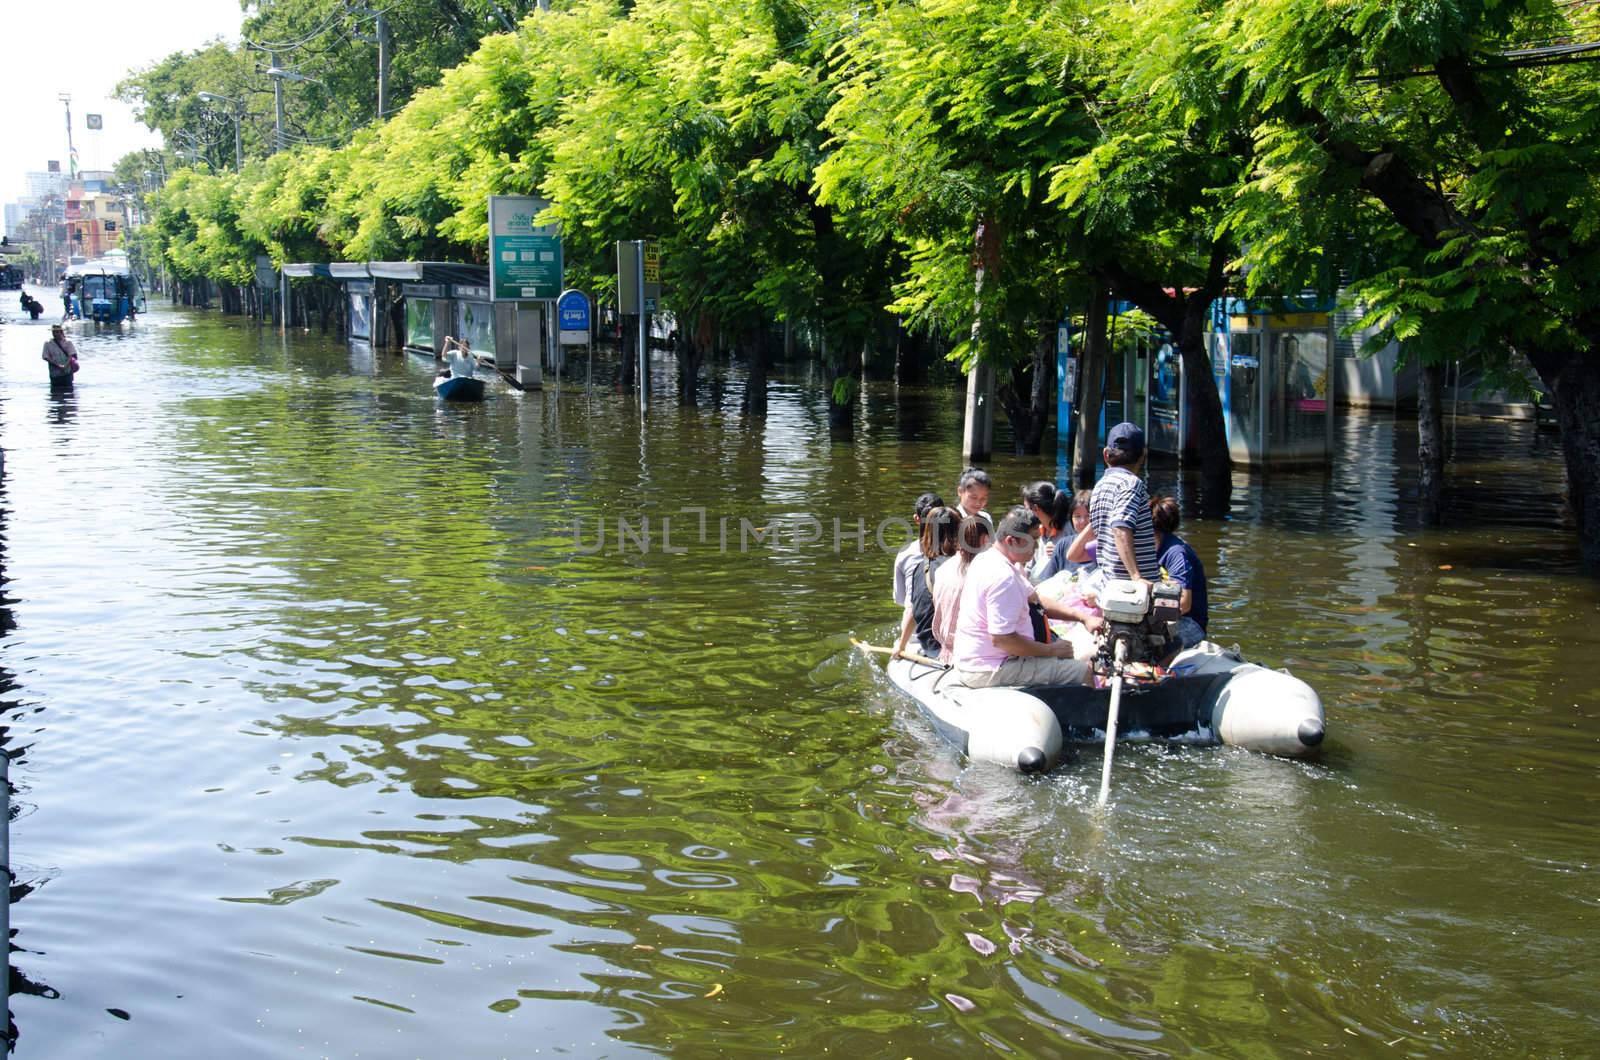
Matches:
[[42, 324, 78, 388]]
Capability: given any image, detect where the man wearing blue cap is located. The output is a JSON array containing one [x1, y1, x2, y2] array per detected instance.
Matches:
[[1066, 422, 1157, 583]]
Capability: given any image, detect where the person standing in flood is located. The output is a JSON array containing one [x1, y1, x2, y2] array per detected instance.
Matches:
[[42, 324, 77, 388]]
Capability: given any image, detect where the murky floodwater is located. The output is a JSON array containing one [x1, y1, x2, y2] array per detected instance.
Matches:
[[1, 294, 1596, 1057]]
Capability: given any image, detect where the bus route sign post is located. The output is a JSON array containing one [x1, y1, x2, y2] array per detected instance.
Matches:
[[557, 288, 592, 388]]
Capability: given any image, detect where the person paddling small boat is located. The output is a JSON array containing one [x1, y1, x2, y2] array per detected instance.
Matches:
[[434, 335, 486, 402]]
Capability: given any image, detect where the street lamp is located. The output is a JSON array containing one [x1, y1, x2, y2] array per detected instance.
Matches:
[[262, 57, 322, 153], [197, 91, 244, 171]]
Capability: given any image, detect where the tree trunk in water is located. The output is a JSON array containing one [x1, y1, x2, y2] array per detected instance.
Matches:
[[996, 329, 1053, 455], [806, 200, 860, 438], [1173, 309, 1232, 517], [895, 320, 928, 384], [1417, 361, 1447, 526], [823, 336, 853, 436], [1073, 289, 1109, 488], [743, 324, 769, 418], [1530, 345, 1600, 572], [676, 333, 702, 406]]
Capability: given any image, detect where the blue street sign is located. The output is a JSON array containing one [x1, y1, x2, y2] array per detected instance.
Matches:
[[557, 288, 590, 344]]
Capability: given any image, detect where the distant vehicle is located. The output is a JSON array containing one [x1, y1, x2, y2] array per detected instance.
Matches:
[[64, 251, 146, 325], [0, 262, 22, 290]]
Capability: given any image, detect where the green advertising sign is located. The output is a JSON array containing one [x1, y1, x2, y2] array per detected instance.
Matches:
[[489, 195, 562, 301]]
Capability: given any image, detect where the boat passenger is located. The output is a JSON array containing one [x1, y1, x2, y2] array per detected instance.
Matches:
[[950, 508, 1094, 688], [1021, 480, 1073, 582], [1151, 494, 1209, 649], [1035, 489, 1095, 584], [1064, 422, 1156, 584], [930, 513, 992, 664], [440, 335, 477, 378], [892, 491, 945, 607], [891, 506, 960, 660], [42, 324, 77, 388], [955, 467, 992, 526]]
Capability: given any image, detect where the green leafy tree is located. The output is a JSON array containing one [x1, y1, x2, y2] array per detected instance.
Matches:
[[818, 0, 1095, 453]]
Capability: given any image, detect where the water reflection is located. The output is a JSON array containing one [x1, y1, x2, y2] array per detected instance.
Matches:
[[45, 389, 76, 428]]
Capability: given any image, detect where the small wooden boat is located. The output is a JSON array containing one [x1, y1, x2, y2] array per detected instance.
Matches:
[[434, 373, 486, 402]]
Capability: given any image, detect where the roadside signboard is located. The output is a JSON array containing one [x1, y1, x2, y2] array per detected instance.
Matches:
[[86, 114, 103, 130], [489, 195, 562, 301], [557, 289, 590, 345], [642, 240, 660, 310], [616, 239, 662, 315]]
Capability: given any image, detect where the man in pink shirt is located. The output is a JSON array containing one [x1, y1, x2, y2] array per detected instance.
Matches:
[[952, 507, 1096, 688]]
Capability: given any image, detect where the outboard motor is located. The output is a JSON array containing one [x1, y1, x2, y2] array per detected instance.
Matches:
[[1096, 578, 1184, 669]]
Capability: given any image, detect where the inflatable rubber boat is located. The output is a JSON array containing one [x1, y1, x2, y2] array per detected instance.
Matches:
[[885, 642, 1325, 774]]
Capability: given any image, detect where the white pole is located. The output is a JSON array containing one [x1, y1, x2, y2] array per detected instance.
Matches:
[[1098, 639, 1128, 806]]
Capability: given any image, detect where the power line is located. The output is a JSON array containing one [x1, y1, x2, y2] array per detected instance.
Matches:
[[1356, 41, 1600, 81], [242, 6, 353, 52]]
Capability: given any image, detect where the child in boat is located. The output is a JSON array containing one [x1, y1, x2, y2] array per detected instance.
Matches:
[[892, 491, 945, 607], [927, 513, 992, 664], [1033, 489, 1094, 584], [891, 506, 960, 660]]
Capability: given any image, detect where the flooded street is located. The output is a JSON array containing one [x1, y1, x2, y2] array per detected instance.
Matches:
[[1, 297, 1596, 1057]]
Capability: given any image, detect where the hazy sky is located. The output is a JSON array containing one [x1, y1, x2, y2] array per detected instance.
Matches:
[[3, 0, 243, 216]]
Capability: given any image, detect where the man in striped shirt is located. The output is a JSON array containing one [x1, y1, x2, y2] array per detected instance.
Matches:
[[1073, 422, 1157, 583]]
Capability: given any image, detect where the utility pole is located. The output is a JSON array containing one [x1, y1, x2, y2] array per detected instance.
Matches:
[[59, 94, 76, 177], [376, 11, 390, 118]]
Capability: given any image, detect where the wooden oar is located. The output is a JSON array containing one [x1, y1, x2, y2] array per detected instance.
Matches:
[[1097, 639, 1129, 807], [850, 638, 948, 669]]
